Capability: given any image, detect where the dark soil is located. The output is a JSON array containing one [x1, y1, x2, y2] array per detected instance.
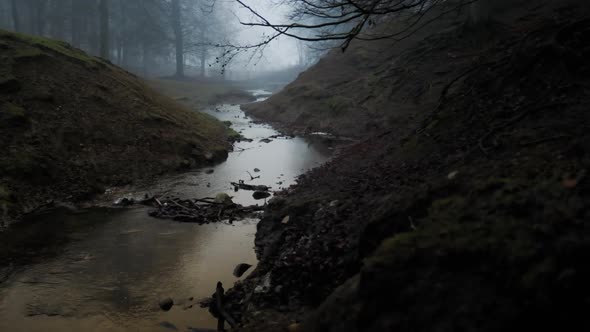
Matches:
[[0, 30, 234, 228], [225, 2, 590, 331]]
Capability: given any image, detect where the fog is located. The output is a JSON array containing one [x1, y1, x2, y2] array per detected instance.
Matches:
[[231, 0, 301, 69], [0, 0, 311, 80]]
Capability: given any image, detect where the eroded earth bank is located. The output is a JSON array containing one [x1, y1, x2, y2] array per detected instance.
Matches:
[[228, 2, 590, 331]]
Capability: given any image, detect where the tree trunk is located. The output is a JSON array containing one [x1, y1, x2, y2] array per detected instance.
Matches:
[[99, 0, 109, 59], [199, 26, 207, 77], [70, 0, 81, 47], [89, 6, 100, 55], [200, 48, 207, 77], [34, 0, 48, 36], [49, 0, 65, 40], [171, 0, 184, 77], [10, 0, 20, 32], [142, 40, 150, 75]]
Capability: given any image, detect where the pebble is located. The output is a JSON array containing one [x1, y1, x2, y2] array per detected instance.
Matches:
[[159, 297, 174, 311]]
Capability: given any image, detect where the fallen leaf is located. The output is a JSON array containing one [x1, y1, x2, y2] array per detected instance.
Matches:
[[281, 216, 290, 224]]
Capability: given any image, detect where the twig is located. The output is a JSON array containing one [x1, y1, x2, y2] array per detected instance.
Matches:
[[169, 199, 194, 212], [246, 171, 260, 180]]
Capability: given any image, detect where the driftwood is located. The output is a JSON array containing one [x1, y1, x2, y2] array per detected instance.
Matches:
[[231, 180, 270, 192], [147, 196, 264, 224], [246, 171, 260, 180]]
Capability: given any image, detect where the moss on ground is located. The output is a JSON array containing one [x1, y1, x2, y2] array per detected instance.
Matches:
[[0, 102, 26, 119], [0, 29, 99, 66], [0, 30, 234, 226]]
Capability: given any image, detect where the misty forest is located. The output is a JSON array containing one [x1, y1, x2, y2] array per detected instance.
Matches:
[[0, 0, 589, 331]]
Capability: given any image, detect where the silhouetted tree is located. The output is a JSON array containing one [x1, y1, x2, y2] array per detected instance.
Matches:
[[10, 0, 19, 32], [171, 0, 184, 77], [99, 0, 109, 59], [234, 0, 481, 51]]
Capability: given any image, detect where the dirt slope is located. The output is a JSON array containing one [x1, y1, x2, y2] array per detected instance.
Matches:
[[225, 2, 590, 331], [241, 5, 469, 138], [0, 30, 233, 227]]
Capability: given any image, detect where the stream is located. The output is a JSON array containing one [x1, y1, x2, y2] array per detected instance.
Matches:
[[0, 95, 333, 332]]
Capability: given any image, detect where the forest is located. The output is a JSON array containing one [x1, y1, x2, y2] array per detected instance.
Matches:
[[0, 0, 265, 78]]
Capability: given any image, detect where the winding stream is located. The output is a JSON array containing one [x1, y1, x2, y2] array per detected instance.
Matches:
[[0, 97, 332, 331]]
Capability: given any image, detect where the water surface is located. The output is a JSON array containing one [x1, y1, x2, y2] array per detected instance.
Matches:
[[0, 102, 332, 331]]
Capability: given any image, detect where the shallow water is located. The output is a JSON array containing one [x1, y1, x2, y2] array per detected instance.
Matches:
[[0, 101, 332, 331]]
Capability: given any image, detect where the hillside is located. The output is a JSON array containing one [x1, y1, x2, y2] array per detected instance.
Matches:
[[0, 30, 233, 227], [240, 10, 461, 138], [226, 1, 590, 331]]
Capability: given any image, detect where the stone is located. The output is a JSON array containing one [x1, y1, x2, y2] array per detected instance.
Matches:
[[205, 169, 214, 174], [214, 193, 233, 205], [254, 168, 261, 172], [114, 197, 134, 206], [233, 263, 253, 277], [253, 191, 271, 200], [159, 297, 174, 311], [158, 321, 178, 331], [281, 216, 290, 224], [447, 170, 459, 180]]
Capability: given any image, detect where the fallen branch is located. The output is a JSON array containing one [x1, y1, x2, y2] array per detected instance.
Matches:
[[246, 171, 260, 180], [148, 196, 264, 224], [231, 180, 270, 192]]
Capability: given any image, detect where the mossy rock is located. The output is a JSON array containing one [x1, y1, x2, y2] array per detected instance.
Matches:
[[215, 193, 234, 205]]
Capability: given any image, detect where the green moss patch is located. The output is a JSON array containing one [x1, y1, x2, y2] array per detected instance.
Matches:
[[0, 29, 100, 67]]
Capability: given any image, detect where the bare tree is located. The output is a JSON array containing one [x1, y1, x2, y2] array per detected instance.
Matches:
[[233, 0, 481, 51], [10, 0, 20, 32], [171, 0, 184, 77]]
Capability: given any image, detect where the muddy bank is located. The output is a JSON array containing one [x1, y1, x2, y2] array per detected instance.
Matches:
[[0, 30, 237, 228], [225, 3, 590, 331]]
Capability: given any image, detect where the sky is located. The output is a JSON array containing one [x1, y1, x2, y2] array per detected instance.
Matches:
[[224, 0, 301, 71]]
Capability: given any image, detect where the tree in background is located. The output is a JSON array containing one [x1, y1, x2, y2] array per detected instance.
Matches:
[[170, 0, 184, 77], [233, 0, 492, 51], [99, 0, 109, 60], [0, 0, 237, 78], [10, 0, 19, 32]]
